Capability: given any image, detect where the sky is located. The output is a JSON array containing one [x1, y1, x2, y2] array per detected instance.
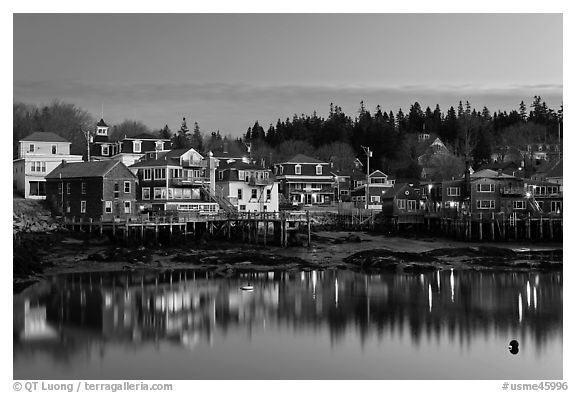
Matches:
[[13, 13, 563, 137]]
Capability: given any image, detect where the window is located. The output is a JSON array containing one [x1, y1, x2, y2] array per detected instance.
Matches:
[[407, 200, 417, 211], [155, 141, 164, 151], [66, 183, 71, 194], [371, 196, 381, 203], [124, 181, 131, 193], [102, 145, 109, 156], [114, 183, 120, 198], [142, 169, 152, 180], [476, 200, 495, 209], [447, 187, 461, 196], [476, 183, 495, 193], [513, 200, 526, 210], [397, 199, 406, 209], [29, 181, 46, 196], [58, 183, 62, 195], [51, 145, 57, 154], [251, 189, 257, 200], [237, 189, 243, 200], [295, 165, 302, 175], [239, 205, 246, 211], [65, 201, 70, 213], [154, 187, 166, 200], [105, 201, 113, 213], [133, 141, 141, 153], [294, 183, 302, 190], [154, 168, 166, 180], [124, 201, 131, 214], [81, 182, 87, 195], [316, 165, 322, 175], [142, 187, 150, 200], [219, 171, 224, 180], [266, 189, 271, 201], [280, 166, 284, 175], [81, 201, 86, 213], [29, 144, 35, 153], [551, 201, 562, 213]]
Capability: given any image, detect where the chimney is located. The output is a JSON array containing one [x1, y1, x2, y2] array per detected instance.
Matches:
[[61, 159, 67, 167]]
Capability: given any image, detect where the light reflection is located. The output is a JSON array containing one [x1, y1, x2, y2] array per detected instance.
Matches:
[[428, 284, 432, 312], [534, 287, 538, 310], [527, 281, 531, 307], [450, 269, 455, 302], [519, 293, 523, 322]]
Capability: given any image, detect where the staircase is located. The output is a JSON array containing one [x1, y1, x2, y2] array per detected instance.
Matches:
[[526, 196, 543, 215], [201, 185, 237, 214]]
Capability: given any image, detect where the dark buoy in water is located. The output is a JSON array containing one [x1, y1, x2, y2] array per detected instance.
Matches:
[[509, 340, 519, 355]]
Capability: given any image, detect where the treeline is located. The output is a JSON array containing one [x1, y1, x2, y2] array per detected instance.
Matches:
[[14, 97, 562, 180]]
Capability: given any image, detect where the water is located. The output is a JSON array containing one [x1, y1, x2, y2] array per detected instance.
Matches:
[[13, 268, 562, 380]]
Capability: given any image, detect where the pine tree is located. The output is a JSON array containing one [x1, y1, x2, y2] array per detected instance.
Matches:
[[190, 122, 204, 152], [519, 101, 527, 121], [172, 117, 191, 149]]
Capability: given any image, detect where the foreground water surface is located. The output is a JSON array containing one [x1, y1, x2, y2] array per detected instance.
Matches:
[[14, 267, 562, 379]]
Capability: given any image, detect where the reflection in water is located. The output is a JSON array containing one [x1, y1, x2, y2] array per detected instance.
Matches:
[[13, 268, 562, 379]]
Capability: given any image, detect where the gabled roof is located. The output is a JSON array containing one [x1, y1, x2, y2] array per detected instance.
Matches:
[[280, 154, 327, 164], [129, 148, 202, 168], [369, 170, 389, 178], [96, 118, 108, 127], [45, 160, 122, 179], [382, 183, 420, 199], [470, 168, 516, 179], [546, 159, 563, 178], [217, 161, 268, 171], [20, 132, 69, 143]]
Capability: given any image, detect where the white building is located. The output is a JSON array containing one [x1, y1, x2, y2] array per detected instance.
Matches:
[[216, 161, 279, 213], [13, 132, 83, 199]]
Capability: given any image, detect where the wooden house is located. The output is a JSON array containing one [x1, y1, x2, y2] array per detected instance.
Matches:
[[45, 160, 138, 221], [381, 183, 424, 224]]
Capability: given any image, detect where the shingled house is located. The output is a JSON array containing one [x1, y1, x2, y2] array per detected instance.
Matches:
[[45, 160, 138, 221]]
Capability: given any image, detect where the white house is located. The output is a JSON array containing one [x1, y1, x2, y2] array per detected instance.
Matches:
[[216, 161, 279, 213], [13, 132, 83, 199]]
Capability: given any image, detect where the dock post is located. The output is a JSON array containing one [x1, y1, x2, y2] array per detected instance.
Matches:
[[479, 220, 483, 241], [227, 215, 231, 240], [490, 213, 495, 241], [307, 210, 311, 247], [141, 222, 145, 242], [100, 216, 103, 236], [539, 217, 543, 240], [527, 214, 531, 240], [155, 223, 159, 244], [169, 218, 173, 242], [514, 215, 518, 240], [125, 221, 129, 242], [263, 213, 268, 246], [112, 220, 116, 237], [89, 218, 93, 234]]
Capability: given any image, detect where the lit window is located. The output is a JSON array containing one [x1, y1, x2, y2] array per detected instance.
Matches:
[[105, 201, 112, 213], [513, 201, 526, 210], [133, 141, 141, 153], [124, 201, 131, 214], [316, 165, 323, 175], [295, 165, 302, 175], [476, 200, 495, 209], [81, 200, 86, 213]]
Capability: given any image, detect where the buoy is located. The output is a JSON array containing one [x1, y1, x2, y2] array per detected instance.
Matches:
[[509, 340, 519, 355]]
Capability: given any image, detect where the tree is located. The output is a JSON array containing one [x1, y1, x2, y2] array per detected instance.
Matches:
[[158, 124, 171, 139], [109, 120, 150, 141], [276, 139, 315, 161], [472, 129, 493, 167], [190, 122, 204, 152], [519, 101, 527, 121], [427, 154, 465, 181], [315, 141, 357, 172], [172, 117, 191, 149]]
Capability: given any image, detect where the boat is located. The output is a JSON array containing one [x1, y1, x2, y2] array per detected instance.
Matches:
[[240, 284, 254, 291]]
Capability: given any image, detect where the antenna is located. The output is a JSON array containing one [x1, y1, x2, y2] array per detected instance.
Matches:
[[101, 103, 104, 119]]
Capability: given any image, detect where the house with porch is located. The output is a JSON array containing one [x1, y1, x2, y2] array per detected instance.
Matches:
[[129, 148, 220, 214], [216, 161, 279, 213], [45, 160, 137, 221], [351, 170, 395, 209], [13, 132, 83, 199], [273, 154, 334, 206]]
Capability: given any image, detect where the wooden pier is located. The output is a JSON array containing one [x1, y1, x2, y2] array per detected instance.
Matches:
[[63, 211, 312, 247]]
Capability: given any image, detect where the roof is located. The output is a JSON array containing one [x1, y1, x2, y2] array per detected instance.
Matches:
[[382, 183, 420, 199], [20, 132, 69, 143], [546, 159, 563, 178], [129, 148, 199, 168], [96, 118, 108, 127], [217, 161, 268, 171], [45, 160, 120, 179], [470, 168, 516, 179], [125, 133, 169, 141], [369, 170, 390, 178], [281, 154, 327, 164]]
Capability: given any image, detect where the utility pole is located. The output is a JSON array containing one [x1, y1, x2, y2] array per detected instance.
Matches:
[[82, 127, 93, 162], [361, 146, 372, 210]]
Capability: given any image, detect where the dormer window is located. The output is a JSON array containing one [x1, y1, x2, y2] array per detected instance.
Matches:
[[133, 141, 142, 153], [295, 165, 302, 175], [316, 165, 322, 175], [155, 141, 164, 151], [29, 144, 35, 153]]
